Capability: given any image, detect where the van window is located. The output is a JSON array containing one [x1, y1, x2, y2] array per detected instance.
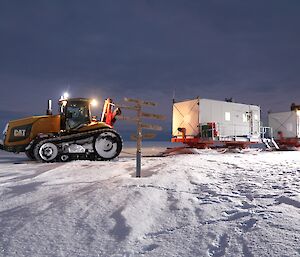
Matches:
[[225, 112, 231, 121]]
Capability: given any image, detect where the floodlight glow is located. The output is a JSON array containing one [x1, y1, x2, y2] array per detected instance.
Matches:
[[90, 99, 98, 107], [63, 92, 69, 99]]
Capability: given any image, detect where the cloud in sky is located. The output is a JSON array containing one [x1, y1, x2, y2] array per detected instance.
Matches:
[[0, 0, 300, 135]]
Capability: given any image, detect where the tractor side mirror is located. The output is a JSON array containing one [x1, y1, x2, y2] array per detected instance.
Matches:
[[114, 108, 122, 116]]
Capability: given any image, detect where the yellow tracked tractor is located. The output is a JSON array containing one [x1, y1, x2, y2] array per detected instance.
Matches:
[[0, 96, 122, 162]]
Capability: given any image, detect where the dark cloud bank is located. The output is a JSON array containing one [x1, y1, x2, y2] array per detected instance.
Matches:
[[0, 0, 300, 139]]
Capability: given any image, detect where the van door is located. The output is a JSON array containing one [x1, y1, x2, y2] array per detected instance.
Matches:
[[172, 99, 199, 137], [249, 110, 260, 137]]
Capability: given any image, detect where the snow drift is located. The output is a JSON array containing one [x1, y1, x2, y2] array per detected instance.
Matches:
[[0, 149, 299, 257]]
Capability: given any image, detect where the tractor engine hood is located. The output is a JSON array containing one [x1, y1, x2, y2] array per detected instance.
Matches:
[[3, 115, 61, 153]]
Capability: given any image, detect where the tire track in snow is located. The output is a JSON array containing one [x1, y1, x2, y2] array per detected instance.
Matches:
[[0, 163, 65, 184]]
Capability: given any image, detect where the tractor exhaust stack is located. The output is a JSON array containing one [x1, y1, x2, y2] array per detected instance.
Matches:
[[46, 100, 52, 115]]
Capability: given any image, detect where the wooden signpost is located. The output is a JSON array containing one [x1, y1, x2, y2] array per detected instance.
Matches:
[[119, 97, 166, 177], [130, 133, 156, 140]]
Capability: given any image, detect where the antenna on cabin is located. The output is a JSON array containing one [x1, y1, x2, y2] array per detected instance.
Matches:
[[172, 90, 176, 103], [225, 97, 234, 102]]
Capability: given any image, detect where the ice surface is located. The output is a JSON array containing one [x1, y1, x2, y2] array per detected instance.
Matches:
[[0, 145, 299, 257]]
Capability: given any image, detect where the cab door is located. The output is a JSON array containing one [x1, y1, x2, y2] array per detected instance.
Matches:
[[66, 102, 90, 130]]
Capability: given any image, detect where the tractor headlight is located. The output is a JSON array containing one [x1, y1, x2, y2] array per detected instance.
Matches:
[[60, 92, 69, 100], [90, 99, 98, 107], [2, 123, 8, 136], [1, 123, 8, 146], [63, 92, 69, 99]]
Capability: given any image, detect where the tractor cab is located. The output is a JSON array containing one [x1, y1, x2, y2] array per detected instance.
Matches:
[[58, 97, 121, 131], [59, 98, 92, 130]]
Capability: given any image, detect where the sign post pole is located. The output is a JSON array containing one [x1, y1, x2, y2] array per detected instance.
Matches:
[[120, 97, 166, 178], [136, 102, 142, 178]]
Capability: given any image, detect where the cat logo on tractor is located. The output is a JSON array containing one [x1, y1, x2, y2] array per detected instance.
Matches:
[[14, 129, 26, 137]]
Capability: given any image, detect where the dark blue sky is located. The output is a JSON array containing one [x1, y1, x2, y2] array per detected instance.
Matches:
[[0, 0, 300, 137]]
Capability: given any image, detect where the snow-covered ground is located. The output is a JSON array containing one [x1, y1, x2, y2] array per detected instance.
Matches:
[[0, 146, 299, 257]]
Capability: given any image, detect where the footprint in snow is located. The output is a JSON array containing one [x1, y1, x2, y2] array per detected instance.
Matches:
[[275, 196, 300, 208], [227, 211, 250, 221], [168, 192, 180, 211], [241, 238, 254, 257], [240, 218, 258, 232], [240, 200, 256, 209], [142, 244, 159, 253], [208, 233, 229, 257], [109, 207, 132, 241]]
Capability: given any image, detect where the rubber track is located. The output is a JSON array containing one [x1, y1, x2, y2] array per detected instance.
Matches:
[[35, 128, 123, 161], [38, 128, 121, 145]]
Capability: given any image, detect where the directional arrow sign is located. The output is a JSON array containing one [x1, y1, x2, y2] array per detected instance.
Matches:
[[116, 105, 139, 111], [140, 100, 156, 107], [124, 97, 139, 104], [141, 123, 163, 131], [141, 112, 166, 120], [124, 97, 156, 107], [130, 133, 156, 140], [118, 116, 138, 122]]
